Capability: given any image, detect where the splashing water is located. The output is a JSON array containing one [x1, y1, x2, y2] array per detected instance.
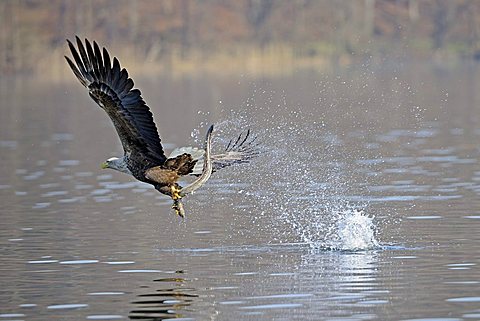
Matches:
[[194, 86, 381, 251], [276, 189, 379, 251], [335, 209, 378, 250]]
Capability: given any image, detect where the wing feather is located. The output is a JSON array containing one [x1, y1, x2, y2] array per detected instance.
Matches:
[[65, 37, 166, 164], [103, 48, 113, 85], [93, 42, 105, 80], [111, 57, 121, 85], [168, 129, 259, 176], [76, 37, 91, 75]]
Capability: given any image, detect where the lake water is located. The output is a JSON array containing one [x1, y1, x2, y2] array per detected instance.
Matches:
[[1, 61, 480, 320]]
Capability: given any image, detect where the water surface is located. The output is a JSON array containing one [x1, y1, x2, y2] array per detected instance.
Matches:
[[1, 62, 480, 320]]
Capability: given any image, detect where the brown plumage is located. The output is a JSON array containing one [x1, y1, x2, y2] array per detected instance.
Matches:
[[144, 153, 197, 190]]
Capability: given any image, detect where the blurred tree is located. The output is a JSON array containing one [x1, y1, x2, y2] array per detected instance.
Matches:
[[432, 0, 455, 50], [247, 0, 273, 45], [2, 0, 480, 74]]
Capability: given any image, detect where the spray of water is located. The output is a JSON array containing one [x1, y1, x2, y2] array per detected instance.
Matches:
[[194, 86, 380, 251]]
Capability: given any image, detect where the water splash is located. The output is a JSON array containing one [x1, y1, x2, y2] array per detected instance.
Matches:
[[194, 86, 381, 251], [325, 208, 378, 251], [278, 194, 379, 251]]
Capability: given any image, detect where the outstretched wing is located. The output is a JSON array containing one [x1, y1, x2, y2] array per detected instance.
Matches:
[[65, 36, 166, 164], [169, 129, 259, 176]]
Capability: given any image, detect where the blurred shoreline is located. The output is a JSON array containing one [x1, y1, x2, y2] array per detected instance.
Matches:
[[10, 43, 477, 83], [2, 0, 480, 79]]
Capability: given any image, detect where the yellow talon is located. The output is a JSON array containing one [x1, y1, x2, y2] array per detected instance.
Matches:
[[171, 185, 182, 200]]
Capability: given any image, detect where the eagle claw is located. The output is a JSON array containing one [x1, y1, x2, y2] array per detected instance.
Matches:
[[171, 185, 185, 218], [172, 199, 185, 218]]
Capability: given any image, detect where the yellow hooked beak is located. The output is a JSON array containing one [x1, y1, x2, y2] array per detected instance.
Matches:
[[100, 161, 108, 169]]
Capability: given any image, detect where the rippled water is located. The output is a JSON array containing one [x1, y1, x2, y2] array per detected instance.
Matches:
[[1, 61, 480, 320]]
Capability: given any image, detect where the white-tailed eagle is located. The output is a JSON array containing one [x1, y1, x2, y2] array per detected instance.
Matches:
[[65, 37, 257, 217]]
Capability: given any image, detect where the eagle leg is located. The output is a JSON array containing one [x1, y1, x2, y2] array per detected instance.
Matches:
[[171, 185, 185, 218]]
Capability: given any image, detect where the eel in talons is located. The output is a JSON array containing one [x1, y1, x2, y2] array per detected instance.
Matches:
[[172, 124, 214, 218]]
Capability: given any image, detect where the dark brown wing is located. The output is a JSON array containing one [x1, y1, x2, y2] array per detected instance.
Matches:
[[65, 36, 166, 164]]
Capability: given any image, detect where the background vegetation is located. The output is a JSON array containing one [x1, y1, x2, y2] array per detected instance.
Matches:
[[2, 0, 480, 76]]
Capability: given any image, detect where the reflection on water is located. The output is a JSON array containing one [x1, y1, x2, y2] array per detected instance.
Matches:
[[1, 61, 480, 320], [129, 273, 199, 320]]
